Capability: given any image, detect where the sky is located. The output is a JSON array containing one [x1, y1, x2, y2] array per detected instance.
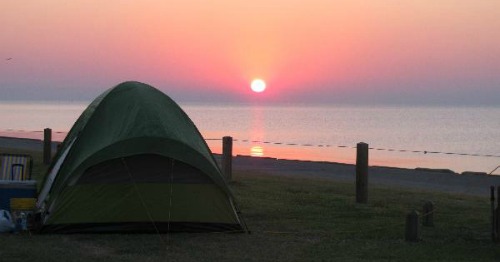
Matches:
[[1, 1, 500, 105]]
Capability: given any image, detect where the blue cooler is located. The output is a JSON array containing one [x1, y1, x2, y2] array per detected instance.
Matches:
[[0, 181, 37, 212]]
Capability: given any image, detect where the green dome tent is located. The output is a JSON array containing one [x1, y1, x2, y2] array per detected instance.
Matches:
[[36, 81, 244, 233]]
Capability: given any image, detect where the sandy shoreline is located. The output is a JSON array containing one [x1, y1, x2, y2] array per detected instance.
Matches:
[[2, 136, 499, 197], [230, 155, 500, 197]]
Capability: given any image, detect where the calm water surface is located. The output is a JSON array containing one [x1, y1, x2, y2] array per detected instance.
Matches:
[[0, 102, 499, 174]]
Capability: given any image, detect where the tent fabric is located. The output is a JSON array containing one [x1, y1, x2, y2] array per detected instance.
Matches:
[[38, 81, 243, 233]]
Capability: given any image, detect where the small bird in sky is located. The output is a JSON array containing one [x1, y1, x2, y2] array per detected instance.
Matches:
[[6, 58, 12, 60]]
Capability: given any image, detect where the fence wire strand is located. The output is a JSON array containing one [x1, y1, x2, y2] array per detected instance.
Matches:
[[220, 138, 500, 159], [2, 129, 499, 159]]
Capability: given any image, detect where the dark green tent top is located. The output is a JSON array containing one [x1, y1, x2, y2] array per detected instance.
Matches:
[[37, 81, 244, 233]]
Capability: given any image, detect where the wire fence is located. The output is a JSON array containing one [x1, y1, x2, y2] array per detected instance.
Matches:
[[204, 137, 500, 175], [2, 129, 499, 173], [204, 138, 500, 159], [2, 129, 498, 158]]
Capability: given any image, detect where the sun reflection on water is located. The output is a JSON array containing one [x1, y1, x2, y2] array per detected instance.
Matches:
[[250, 146, 264, 157]]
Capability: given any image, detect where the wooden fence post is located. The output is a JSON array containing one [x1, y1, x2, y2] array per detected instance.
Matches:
[[422, 201, 434, 227], [405, 210, 420, 242], [222, 136, 233, 181], [356, 142, 369, 203], [43, 128, 52, 165]]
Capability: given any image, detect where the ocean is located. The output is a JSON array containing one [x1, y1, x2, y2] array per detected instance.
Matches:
[[0, 101, 499, 174]]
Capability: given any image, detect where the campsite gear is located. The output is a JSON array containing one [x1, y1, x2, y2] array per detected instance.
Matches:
[[10, 198, 36, 232], [0, 181, 37, 211], [37, 81, 244, 233], [0, 210, 15, 233], [21, 213, 27, 231], [15, 212, 27, 231], [0, 154, 33, 181]]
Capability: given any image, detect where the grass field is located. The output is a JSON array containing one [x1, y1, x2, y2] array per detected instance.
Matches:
[[0, 148, 499, 261]]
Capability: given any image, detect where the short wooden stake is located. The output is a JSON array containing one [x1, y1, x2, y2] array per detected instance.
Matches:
[[405, 210, 420, 242], [491, 186, 497, 242], [356, 142, 369, 204], [497, 186, 500, 242], [222, 136, 233, 181], [43, 128, 52, 165], [422, 201, 434, 227]]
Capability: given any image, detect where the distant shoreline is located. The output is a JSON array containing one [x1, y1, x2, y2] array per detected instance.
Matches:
[[0, 136, 59, 152]]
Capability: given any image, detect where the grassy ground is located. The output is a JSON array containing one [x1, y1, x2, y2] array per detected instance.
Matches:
[[0, 148, 498, 261]]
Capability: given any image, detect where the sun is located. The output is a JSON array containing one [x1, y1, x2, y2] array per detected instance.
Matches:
[[250, 79, 266, 93]]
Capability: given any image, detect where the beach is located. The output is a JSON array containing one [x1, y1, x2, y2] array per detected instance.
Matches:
[[2, 136, 499, 197], [231, 156, 500, 197]]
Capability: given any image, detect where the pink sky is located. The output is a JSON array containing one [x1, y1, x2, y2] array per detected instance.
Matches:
[[1, 1, 499, 104]]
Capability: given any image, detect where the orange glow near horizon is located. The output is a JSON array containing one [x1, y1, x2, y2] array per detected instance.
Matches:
[[1, 1, 500, 102]]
